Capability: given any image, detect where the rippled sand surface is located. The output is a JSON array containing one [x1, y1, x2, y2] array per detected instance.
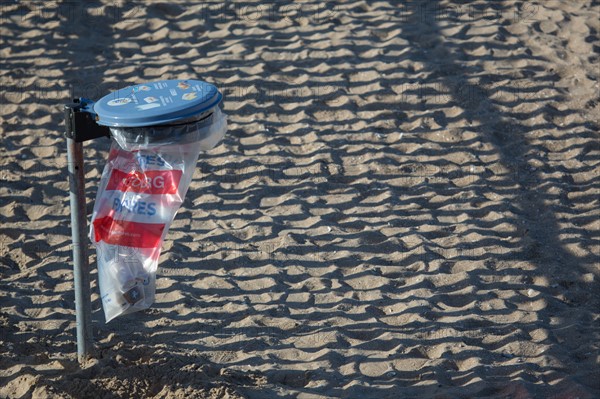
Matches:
[[1, 1, 599, 398]]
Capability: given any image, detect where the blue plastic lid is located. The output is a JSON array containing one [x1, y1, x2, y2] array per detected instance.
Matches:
[[94, 79, 222, 127]]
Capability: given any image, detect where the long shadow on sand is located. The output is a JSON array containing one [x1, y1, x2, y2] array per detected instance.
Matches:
[[1, 1, 598, 398]]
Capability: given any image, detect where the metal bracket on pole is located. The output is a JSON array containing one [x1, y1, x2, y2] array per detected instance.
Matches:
[[64, 98, 110, 363], [64, 98, 110, 143]]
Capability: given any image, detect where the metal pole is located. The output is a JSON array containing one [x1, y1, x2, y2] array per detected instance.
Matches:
[[66, 137, 93, 362]]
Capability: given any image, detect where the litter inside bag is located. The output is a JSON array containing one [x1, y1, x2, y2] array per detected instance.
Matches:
[[90, 108, 226, 322]]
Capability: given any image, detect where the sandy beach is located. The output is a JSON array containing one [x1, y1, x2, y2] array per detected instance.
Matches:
[[1, 1, 599, 398]]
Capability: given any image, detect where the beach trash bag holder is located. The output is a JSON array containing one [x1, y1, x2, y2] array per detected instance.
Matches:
[[63, 79, 227, 362]]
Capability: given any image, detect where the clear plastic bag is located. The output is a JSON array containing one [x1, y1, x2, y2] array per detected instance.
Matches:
[[109, 107, 227, 152], [90, 108, 226, 322]]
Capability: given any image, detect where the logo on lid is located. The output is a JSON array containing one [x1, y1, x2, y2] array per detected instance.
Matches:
[[177, 81, 190, 90], [182, 92, 197, 101], [107, 98, 132, 106], [133, 85, 151, 93]]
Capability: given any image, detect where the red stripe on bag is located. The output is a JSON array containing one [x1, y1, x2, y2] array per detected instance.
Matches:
[[106, 169, 182, 194], [93, 216, 165, 248]]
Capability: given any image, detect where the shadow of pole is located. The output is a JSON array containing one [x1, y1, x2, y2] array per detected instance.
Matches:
[[402, 0, 598, 277]]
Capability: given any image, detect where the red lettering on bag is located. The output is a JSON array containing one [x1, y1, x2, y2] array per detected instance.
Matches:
[[93, 216, 164, 248], [106, 169, 182, 194]]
